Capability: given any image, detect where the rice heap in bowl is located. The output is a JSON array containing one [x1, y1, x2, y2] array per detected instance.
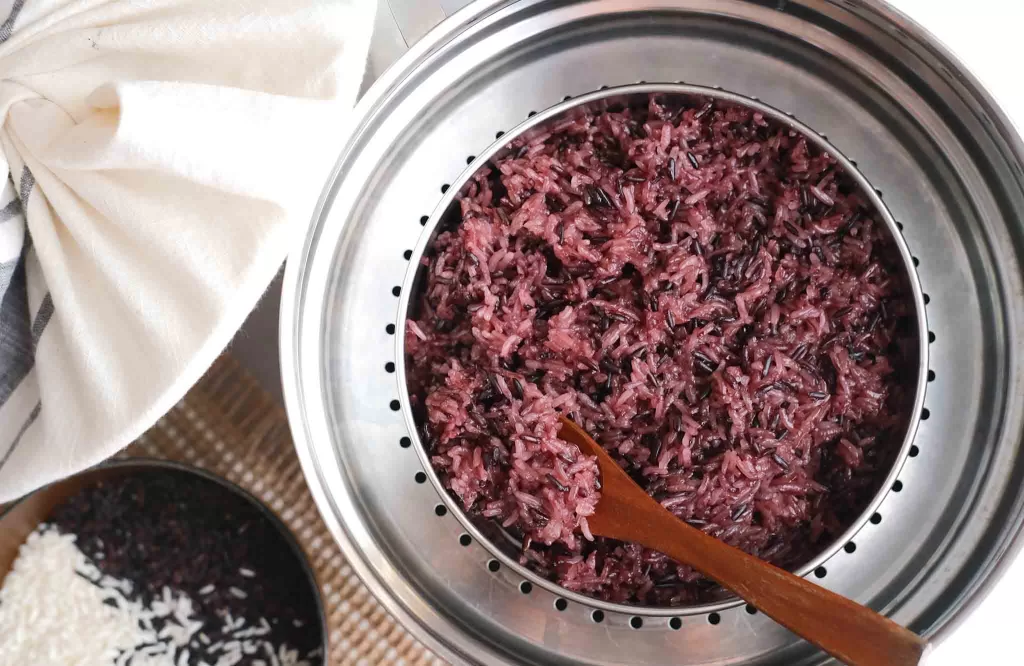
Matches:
[[405, 93, 915, 606]]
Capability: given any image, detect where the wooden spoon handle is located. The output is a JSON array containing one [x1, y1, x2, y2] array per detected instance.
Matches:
[[612, 494, 927, 666]]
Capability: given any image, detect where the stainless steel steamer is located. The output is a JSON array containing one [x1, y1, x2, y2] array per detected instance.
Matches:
[[280, 2, 1024, 664]]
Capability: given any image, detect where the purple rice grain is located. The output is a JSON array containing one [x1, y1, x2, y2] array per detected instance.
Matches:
[[406, 94, 914, 606]]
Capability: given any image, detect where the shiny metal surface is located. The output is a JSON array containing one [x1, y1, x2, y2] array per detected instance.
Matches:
[[396, 83, 929, 619], [280, 1, 1024, 664]]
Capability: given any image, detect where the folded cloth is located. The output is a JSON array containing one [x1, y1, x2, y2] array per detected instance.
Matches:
[[0, 0, 374, 502]]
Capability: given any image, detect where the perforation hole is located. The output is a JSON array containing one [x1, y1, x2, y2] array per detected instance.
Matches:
[[400, 436, 411, 448], [420, 215, 428, 226], [923, 293, 931, 305], [385, 362, 395, 373], [669, 617, 682, 629], [591, 610, 605, 623], [495, 131, 505, 139], [466, 155, 475, 164], [392, 286, 401, 297], [563, 95, 573, 101], [912, 256, 920, 267], [892, 480, 903, 492], [403, 249, 412, 260], [814, 566, 827, 579], [630, 616, 643, 629], [435, 504, 448, 517], [414, 471, 427, 484], [895, 221, 904, 231], [928, 331, 936, 343], [528, 110, 537, 117], [459, 534, 471, 547], [488, 559, 500, 572], [909, 445, 920, 457], [386, 324, 395, 335], [440, 184, 450, 194], [519, 581, 532, 594], [555, 598, 568, 611], [708, 613, 721, 625], [921, 408, 931, 420], [844, 541, 857, 553], [744, 604, 757, 615], [389, 400, 400, 411], [870, 512, 883, 524], [928, 370, 936, 382]]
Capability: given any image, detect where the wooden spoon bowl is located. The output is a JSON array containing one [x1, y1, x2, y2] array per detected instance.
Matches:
[[558, 416, 928, 666]]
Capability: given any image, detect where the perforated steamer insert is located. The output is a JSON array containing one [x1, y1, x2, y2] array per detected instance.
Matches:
[[280, 2, 1024, 665]]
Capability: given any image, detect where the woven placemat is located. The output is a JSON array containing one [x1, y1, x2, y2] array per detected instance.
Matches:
[[125, 354, 446, 666]]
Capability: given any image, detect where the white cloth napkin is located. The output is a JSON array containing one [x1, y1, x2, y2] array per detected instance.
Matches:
[[0, 0, 374, 502]]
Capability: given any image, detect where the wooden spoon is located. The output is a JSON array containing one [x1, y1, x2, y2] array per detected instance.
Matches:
[[558, 416, 928, 666]]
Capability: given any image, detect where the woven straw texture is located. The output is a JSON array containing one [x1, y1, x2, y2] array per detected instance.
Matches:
[[126, 354, 446, 666]]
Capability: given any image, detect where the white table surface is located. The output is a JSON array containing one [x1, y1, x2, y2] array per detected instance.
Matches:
[[230, 1, 1022, 661]]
